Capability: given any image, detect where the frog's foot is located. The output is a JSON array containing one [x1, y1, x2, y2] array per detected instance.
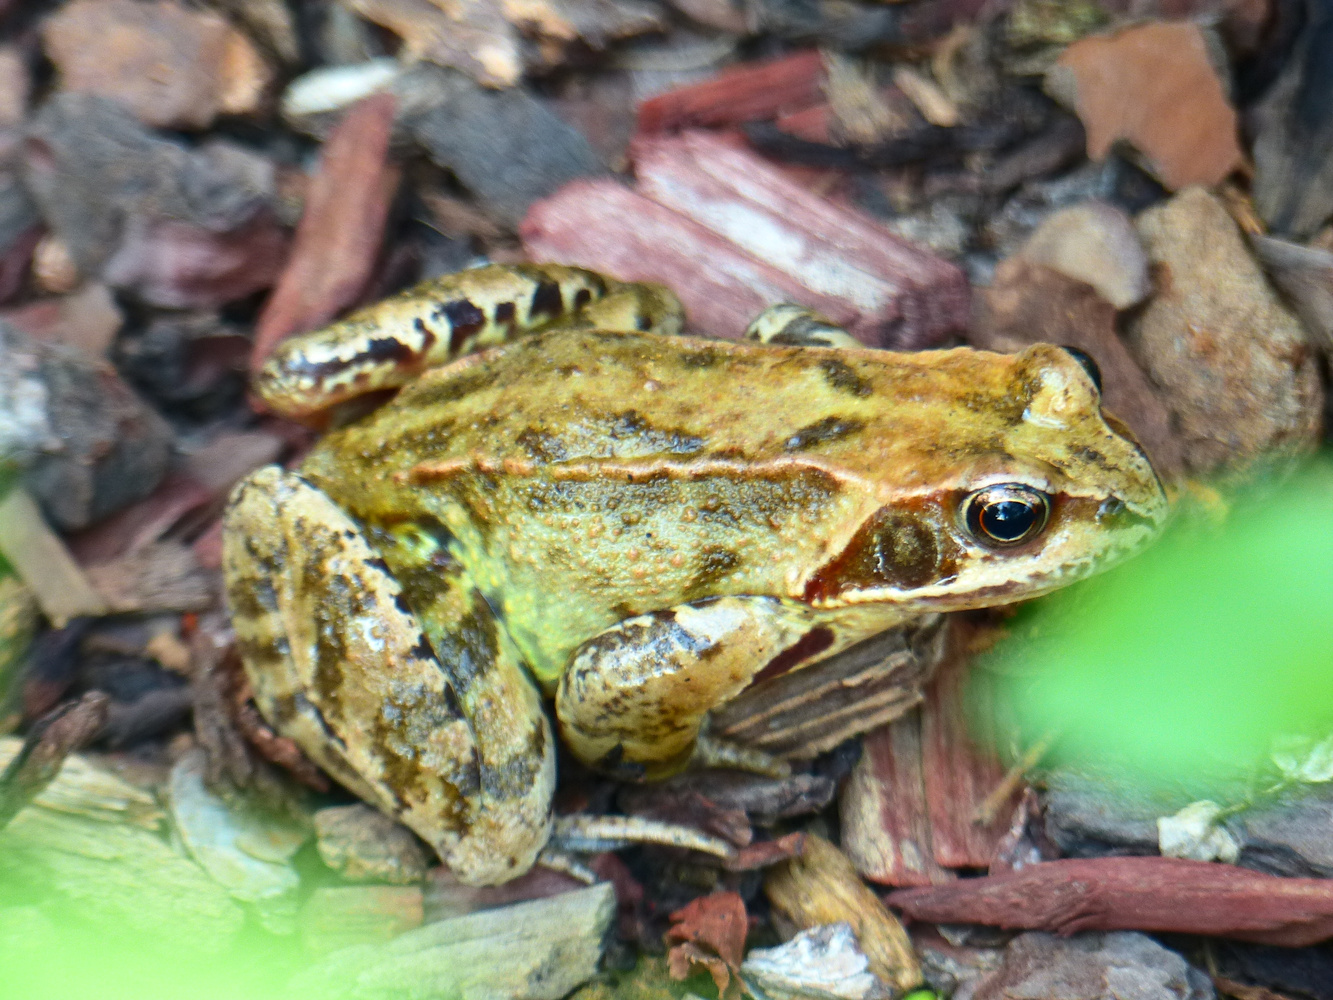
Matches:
[[744, 304, 862, 349], [691, 728, 791, 779], [548, 814, 735, 860], [222, 466, 555, 886], [554, 596, 824, 781], [254, 263, 685, 418]]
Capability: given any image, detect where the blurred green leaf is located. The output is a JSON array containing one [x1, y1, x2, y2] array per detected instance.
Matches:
[[980, 456, 1333, 795]]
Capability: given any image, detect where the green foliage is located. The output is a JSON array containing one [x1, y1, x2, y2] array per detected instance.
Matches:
[[980, 456, 1333, 794]]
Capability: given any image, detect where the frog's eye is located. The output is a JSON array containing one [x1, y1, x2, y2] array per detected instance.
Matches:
[[1059, 345, 1103, 394], [963, 484, 1051, 547]]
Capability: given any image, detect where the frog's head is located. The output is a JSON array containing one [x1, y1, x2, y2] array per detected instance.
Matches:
[[803, 343, 1168, 611]]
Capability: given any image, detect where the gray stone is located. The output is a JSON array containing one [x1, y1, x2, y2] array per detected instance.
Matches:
[[406, 67, 606, 227], [23, 94, 288, 308], [956, 932, 1214, 1000]]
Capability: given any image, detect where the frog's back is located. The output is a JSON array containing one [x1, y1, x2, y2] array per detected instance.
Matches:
[[306, 327, 1030, 491], [299, 328, 1155, 683]]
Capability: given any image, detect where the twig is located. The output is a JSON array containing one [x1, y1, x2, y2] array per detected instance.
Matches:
[[0, 691, 109, 829]]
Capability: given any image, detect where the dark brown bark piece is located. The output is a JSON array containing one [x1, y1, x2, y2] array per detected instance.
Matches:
[[889, 856, 1333, 947], [0, 691, 109, 829]]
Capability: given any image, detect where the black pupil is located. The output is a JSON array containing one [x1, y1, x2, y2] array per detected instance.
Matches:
[[981, 500, 1036, 541]]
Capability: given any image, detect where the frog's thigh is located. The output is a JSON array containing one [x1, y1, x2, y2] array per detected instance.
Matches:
[[222, 466, 553, 885], [554, 597, 812, 778]]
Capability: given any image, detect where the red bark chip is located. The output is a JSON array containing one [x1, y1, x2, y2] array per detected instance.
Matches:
[[631, 132, 970, 348], [889, 856, 1333, 947], [251, 92, 399, 372], [523, 133, 970, 345], [666, 891, 748, 993], [637, 50, 825, 135], [521, 178, 861, 340]]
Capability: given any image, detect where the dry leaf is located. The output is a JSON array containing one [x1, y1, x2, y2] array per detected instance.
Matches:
[[1049, 22, 1243, 190], [666, 891, 748, 994]]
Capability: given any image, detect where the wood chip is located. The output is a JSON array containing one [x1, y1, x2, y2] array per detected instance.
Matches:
[[0, 733, 164, 829], [666, 891, 748, 994], [0, 487, 107, 624], [892, 66, 959, 127], [764, 833, 922, 993], [252, 92, 399, 372], [632, 132, 970, 348], [711, 619, 944, 758], [344, 0, 522, 88], [42, 0, 272, 129], [84, 541, 213, 614], [302, 885, 426, 954], [291, 883, 615, 1000], [888, 856, 1333, 947], [841, 618, 1020, 885]]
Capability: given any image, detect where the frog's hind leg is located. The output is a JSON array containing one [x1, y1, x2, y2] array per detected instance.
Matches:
[[222, 466, 554, 885], [555, 596, 826, 781], [255, 263, 684, 418]]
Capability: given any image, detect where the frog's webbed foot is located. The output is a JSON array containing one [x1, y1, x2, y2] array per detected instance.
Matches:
[[692, 727, 790, 778], [555, 597, 824, 781], [254, 263, 685, 418], [547, 814, 735, 860], [222, 466, 554, 886], [745, 304, 863, 349]]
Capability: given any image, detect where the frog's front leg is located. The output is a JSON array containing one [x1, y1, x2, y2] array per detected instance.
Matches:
[[222, 466, 554, 886], [256, 263, 684, 418], [555, 597, 842, 781]]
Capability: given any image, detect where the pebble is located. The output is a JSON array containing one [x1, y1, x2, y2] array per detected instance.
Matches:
[[42, 0, 272, 129], [1127, 187, 1324, 479], [741, 923, 891, 1000], [1016, 201, 1150, 309], [314, 804, 430, 885], [956, 931, 1214, 1000]]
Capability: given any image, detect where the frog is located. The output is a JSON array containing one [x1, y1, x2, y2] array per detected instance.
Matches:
[[223, 263, 1167, 886]]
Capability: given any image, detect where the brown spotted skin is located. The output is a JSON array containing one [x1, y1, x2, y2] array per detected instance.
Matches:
[[224, 273, 1168, 884]]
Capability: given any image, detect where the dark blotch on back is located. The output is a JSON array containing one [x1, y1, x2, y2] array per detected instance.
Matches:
[[494, 301, 516, 328], [362, 337, 420, 368], [785, 416, 864, 451], [441, 299, 486, 351], [686, 546, 740, 600], [516, 427, 568, 463], [818, 358, 873, 397], [609, 410, 704, 455], [530, 280, 563, 321]]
